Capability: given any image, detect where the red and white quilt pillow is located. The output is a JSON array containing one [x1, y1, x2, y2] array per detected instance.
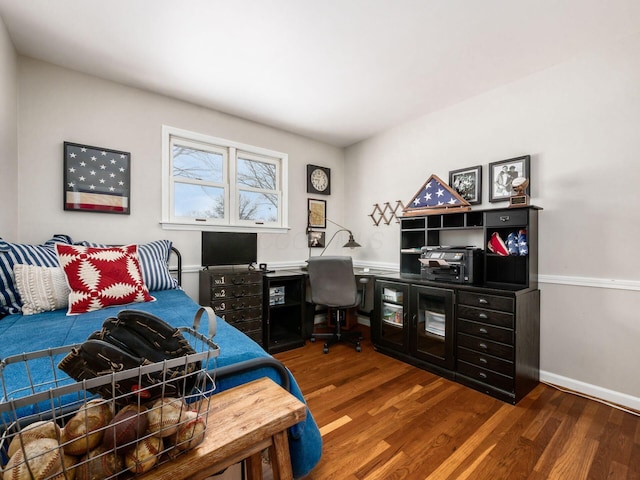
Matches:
[[55, 244, 155, 315]]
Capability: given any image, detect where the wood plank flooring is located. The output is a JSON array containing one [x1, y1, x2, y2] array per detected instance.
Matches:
[[273, 328, 640, 480]]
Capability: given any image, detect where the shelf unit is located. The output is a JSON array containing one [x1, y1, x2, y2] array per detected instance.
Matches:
[[400, 206, 539, 288], [263, 272, 306, 354]]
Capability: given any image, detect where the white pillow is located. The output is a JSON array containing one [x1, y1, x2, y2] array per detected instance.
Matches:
[[13, 264, 70, 315]]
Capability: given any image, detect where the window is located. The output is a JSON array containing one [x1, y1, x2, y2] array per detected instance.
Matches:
[[162, 126, 288, 232]]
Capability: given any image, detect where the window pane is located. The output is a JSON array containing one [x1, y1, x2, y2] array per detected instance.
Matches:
[[239, 191, 279, 222], [237, 157, 276, 190], [174, 183, 224, 218], [173, 145, 223, 183]]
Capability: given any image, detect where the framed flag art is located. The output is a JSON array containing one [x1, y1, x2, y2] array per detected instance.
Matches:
[[63, 142, 131, 214]]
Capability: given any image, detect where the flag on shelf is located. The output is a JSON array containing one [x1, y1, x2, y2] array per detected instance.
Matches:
[[403, 174, 470, 216]]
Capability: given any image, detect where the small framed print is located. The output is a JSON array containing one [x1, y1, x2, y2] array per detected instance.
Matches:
[[308, 230, 326, 248], [449, 165, 482, 205], [63, 142, 131, 214], [307, 198, 326, 228], [489, 155, 530, 202]]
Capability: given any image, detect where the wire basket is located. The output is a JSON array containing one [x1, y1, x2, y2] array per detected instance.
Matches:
[[0, 326, 219, 479]]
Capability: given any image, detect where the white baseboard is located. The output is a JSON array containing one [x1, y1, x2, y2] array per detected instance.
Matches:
[[540, 370, 640, 411]]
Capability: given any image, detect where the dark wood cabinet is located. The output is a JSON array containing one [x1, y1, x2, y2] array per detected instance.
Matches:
[[263, 272, 306, 353], [373, 280, 456, 379], [199, 268, 263, 345], [374, 205, 541, 404]]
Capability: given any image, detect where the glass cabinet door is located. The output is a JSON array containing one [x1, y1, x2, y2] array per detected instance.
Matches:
[[375, 281, 409, 352], [411, 285, 455, 370]]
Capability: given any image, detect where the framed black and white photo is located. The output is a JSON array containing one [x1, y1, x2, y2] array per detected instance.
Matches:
[[308, 231, 326, 248], [307, 198, 326, 228], [449, 165, 482, 205], [489, 155, 530, 203], [63, 142, 131, 214]]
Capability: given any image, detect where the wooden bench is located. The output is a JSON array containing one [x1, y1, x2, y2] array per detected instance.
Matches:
[[138, 377, 307, 480]]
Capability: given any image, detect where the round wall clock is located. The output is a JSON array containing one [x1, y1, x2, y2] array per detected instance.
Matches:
[[307, 164, 331, 195]]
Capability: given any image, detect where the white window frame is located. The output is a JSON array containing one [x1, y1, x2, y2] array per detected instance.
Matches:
[[161, 126, 289, 233]]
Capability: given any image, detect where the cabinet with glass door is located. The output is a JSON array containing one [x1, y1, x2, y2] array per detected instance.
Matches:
[[373, 280, 409, 353]]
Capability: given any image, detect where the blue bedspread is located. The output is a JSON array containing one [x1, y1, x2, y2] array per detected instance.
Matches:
[[0, 289, 321, 478]]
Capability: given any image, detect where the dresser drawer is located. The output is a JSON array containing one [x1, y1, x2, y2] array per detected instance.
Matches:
[[457, 360, 514, 392], [458, 319, 513, 344], [457, 291, 514, 312], [211, 283, 263, 299], [218, 307, 262, 325], [485, 209, 527, 227], [208, 271, 262, 286], [457, 333, 514, 361], [210, 295, 263, 312], [457, 305, 513, 328], [457, 347, 513, 376], [229, 318, 263, 336]]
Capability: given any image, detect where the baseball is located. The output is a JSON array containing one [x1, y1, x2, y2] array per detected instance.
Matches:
[[123, 434, 163, 474], [146, 397, 185, 438], [74, 446, 124, 480], [172, 410, 207, 451], [62, 399, 114, 456], [7, 420, 61, 458], [3, 437, 77, 480], [102, 404, 148, 453]]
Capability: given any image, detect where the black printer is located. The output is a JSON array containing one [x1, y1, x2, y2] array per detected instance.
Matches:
[[419, 246, 483, 285]]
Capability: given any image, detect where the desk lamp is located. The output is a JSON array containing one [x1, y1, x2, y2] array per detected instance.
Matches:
[[319, 218, 361, 256]]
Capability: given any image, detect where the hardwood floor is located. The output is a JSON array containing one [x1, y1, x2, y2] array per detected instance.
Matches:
[[274, 329, 640, 480]]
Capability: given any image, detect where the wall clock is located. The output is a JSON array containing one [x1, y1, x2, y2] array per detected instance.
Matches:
[[307, 164, 331, 195]]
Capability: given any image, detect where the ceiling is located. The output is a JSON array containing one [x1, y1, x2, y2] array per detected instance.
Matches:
[[1, 0, 639, 147]]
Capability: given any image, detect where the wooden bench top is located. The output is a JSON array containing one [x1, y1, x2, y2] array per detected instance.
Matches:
[[138, 377, 307, 480]]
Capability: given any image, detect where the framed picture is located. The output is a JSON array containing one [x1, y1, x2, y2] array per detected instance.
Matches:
[[308, 230, 326, 248], [449, 165, 482, 205], [307, 198, 326, 228], [489, 155, 530, 203], [63, 142, 131, 214]]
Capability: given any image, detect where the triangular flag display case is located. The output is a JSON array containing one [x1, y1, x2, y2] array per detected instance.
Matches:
[[403, 174, 470, 216]]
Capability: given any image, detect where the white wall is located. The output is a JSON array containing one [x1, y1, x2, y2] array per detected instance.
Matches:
[[345, 33, 640, 406], [0, 14, 18, 240], [15, 58, 344, 298]]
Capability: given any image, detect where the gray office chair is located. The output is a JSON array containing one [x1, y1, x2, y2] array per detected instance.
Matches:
[[308, 256, 362, 353]]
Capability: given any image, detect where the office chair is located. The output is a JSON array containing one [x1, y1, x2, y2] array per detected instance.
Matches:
[[308, 256, 362, 353]]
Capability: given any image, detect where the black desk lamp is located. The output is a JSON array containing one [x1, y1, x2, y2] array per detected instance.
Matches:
[[319, 219, 361, 256]]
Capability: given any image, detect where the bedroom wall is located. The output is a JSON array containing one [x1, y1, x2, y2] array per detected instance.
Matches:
[[344, 33, 640, 407], [0, 15, 18, 240], [15, 57, 344, 298]]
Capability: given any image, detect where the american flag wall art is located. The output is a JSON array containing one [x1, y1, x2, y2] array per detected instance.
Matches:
[[63, 142, 131, 214]]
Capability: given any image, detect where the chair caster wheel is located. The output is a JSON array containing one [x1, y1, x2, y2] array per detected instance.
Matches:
[[310, 337, 316, 343], [355, 344, 361, 352], [323, 346, 329, 354]]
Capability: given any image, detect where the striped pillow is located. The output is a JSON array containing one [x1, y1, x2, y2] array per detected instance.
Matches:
[[137, 240, 179, 291], [0, 235, 73, 315], [76, 239, 179, 292]]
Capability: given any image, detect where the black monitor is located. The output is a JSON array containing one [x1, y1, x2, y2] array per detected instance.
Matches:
[[201, 232, 257, 267]]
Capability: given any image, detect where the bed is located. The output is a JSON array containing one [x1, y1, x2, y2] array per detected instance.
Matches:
[[0, 236, 322, 478]]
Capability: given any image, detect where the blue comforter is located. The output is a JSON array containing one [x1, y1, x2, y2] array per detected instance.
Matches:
[[0, 289, 321, 478]]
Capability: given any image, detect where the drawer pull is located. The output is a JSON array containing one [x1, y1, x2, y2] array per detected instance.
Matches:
[[479, 343, 488, 350], [479, 357, 488, 364], [478, 328, 488, 334], [478, 298, 489, 305], [478, 313, 488, 319], [479, 372, 488, 379], [499, 215, 510, 222]]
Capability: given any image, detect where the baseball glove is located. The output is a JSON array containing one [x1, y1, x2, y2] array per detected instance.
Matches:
[[58, 310, 201, 403]]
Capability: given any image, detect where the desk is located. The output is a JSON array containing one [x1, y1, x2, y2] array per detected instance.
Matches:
[[137, 377, 306, 480]]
